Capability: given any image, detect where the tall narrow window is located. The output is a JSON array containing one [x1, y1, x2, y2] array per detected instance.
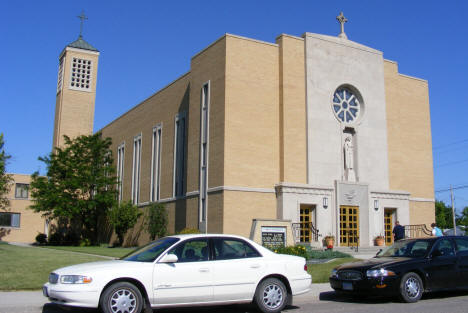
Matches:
[[199, 82, 210, 222], [132, 135, 142, 205], [56, 57, 64, 93], [173, 113, 186, 197], [117, 143, 125, 201], [151, 124, 162, 202]]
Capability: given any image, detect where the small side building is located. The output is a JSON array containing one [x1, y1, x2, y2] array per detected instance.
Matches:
[[0, 174, 47, 243]]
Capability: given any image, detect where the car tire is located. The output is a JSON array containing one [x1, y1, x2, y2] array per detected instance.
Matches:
[[100, 281, 144, 313], [398, 272, 423, 303], [254, 278, 288, 313]]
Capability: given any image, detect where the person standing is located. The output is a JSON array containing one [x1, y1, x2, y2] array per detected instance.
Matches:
[[392, 221, 405, 241], [431, 223, 443, 237]]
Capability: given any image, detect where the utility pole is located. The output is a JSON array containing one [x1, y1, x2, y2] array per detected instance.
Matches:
[[451, 185, 456, 235]]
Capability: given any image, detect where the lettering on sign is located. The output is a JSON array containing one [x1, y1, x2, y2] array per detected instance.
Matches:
[[261, 226, 286, 247]]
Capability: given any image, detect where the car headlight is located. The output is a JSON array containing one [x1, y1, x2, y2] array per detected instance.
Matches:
[[366, 269, 396, 278], [330, 269, 338, 278], [60, 275, 93, 284]]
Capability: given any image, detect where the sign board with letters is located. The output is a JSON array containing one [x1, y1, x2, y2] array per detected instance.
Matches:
[[261, 226, 287, 247]]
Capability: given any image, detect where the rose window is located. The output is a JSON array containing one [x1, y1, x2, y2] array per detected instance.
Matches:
[[332, 87, 360, 123]]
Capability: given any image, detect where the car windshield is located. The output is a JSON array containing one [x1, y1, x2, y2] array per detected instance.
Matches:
[[121, 237, 179, 262], [377, 239, 431, 258]]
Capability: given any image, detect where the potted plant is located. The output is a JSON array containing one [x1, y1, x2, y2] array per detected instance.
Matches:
[[374, 235, 385, 246], [324, 235, 335, 249]]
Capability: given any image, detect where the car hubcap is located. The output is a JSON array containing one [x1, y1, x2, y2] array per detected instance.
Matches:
[[263, 283, 283, 309], [405, 277, 420, 298], [110, 288, 137, 313]]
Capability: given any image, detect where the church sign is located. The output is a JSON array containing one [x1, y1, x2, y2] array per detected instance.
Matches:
[[261, 226, 287, 247]]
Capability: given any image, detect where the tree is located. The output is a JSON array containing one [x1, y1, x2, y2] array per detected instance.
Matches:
[[30, 133, 118, 245], [147, 203, 168, 240], [456, 206, 468, 234], [109, 201, 142, 246], [435, 200, 453, 229], [0, 133, 13, 211]]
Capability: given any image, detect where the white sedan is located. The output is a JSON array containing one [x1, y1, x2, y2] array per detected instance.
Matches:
[[43, 234, 311, 313]]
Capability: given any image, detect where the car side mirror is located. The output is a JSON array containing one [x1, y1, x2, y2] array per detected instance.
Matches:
[[160, 253, 178, 263]]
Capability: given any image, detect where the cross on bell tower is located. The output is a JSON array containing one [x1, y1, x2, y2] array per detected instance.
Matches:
[[336, 12, 348, 39], [77, 10, 88, 39]]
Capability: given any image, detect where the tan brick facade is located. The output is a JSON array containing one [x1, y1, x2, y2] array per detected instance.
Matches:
[[384, 60, 435, 228], [53, 48, 99, 148], [1, 174, 46, 243]]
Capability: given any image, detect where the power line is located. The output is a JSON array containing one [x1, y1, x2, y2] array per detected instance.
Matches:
[[435, 184, 468, 193], [434, 158, 468, 168], [433, 138, 468, 150]]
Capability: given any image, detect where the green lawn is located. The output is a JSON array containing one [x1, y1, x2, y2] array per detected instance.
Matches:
[[40, 245, 134, 258], [0, 242, 108, 290], [308, 257, 357, 283]]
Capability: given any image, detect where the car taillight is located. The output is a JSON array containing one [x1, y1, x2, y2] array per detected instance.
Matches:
[[304, 264, 308, 271]]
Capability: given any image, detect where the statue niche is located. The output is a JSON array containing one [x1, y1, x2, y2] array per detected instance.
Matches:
[[344, 137, 356, 182]]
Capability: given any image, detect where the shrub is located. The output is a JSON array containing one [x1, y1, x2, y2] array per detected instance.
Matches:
[[47, 231, 63, 246], [268, 245, 308, 259], [35, 233, 47, 245], [178, 228, 201, 234], [307, 249, 351, 259], [109, 201, 142, 246], [147, 203, 168, 240]]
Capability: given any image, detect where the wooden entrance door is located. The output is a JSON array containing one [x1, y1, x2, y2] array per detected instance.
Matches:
[[340, 206, 359, 247], [299, 206, 315, 242], [384, 210, 394, 246]]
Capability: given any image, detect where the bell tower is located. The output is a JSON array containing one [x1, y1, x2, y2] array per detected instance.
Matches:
[[53, 12, 99, 148]]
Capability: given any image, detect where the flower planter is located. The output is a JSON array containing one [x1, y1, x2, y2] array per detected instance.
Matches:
[[375, 237, 385, 246]]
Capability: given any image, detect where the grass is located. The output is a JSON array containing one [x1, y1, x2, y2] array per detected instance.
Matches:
[[39, 245, 134, 258], [308, 257, 358, 283], [0, 242, 108, 290]]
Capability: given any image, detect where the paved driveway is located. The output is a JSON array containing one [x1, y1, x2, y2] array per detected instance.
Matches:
[[2, 286, 468, 313]]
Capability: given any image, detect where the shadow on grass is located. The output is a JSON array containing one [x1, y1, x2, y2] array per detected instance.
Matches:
[[319, 289, 468, 304]]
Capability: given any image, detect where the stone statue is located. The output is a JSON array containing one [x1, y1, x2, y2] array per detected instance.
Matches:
[[344, 137, 356, 181]]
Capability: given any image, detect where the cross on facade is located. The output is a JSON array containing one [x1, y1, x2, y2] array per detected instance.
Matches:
[[77, 11, 88, 38], [336, 12, 348, 39]]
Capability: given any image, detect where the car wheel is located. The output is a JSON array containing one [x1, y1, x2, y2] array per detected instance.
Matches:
[[100, 281, 143, 313], [399, 272, 423, 303], [254, 278, 288, 313]]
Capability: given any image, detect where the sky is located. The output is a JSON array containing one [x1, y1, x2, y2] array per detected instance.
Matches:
[[1, 0, 468, 212]]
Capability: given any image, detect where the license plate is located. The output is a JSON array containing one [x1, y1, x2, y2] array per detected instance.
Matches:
[[342, 282, 353, 290], [43, 286, 49, 297]]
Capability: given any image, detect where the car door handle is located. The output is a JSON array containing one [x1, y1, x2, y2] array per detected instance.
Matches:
[[199, 268, 210, 272], [250, 264, 261, 269]]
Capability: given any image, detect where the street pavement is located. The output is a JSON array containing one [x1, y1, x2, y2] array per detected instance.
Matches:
[[2, 285, 468, 313]]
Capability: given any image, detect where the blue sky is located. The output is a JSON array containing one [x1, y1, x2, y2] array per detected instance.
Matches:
[[2, 1, 467, 212]]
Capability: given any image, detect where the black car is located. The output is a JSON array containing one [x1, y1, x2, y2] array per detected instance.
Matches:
[[329, 236, 468, 302]]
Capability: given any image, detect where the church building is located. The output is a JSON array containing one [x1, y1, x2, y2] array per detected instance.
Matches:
[[53, 13, 435, 247]]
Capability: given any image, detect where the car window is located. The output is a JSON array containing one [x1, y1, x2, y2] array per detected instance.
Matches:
[[455, 238, 468, 254], [433, 239, 455, 257], [167, 239, 209, 263], [378, 239, 430, 258], [122, 237, 179, 262], [213, 238, 261, 260]]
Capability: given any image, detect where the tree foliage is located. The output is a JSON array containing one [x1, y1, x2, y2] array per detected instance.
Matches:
[[0, 133, 13, 211], [29, 133, 118, 245], [147, 203, 168, 240], [109, 201, 142, 246], [456, 207, 468, 234], [435, 200, 454, 229]]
